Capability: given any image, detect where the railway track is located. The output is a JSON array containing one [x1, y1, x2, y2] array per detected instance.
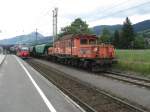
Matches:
[[45, 57, 150, 89], [26, 58, 148, 112], [27, 59, 97, 112], [103, 71, 150, 89]]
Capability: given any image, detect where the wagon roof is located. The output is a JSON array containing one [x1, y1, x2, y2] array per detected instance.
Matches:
[[57, 34, 97, 41]]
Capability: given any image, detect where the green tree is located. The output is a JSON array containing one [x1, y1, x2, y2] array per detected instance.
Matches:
[[113, 30, 120, 48], [145, 39, 150, 49], [59, 18, 92, 37], [121, 17, 135, 49], [99, 28, 112, 43], [134, 36, 145, 49]]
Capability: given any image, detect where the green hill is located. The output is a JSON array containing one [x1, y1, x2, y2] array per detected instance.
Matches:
[[92, 20, 150, 35], [138, 29, 150, 38], [0, 20, 150, 45]]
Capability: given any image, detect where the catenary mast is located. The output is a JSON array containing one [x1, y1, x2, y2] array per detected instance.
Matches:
[[52, 8, 58, 47]]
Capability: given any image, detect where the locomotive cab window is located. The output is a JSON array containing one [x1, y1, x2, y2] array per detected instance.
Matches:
[[89, 39, 96, 45], [80, 39, 88, 45], [21, 47, 29, 51], [71, 40, 74, 47]]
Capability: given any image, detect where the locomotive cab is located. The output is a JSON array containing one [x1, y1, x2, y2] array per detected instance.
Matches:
[[78, 35, 97, 58], [78, 35, 115, 59]]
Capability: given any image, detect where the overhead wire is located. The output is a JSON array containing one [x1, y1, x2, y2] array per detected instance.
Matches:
[[95, 0, 150, 20], [99, 0, 130, 14], [35, 0, 133, 31], [33, 0, 150, 34]]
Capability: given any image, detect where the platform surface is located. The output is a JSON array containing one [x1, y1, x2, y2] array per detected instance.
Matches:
[[0, 55, 85, 112], [0, 54, 5, 64]]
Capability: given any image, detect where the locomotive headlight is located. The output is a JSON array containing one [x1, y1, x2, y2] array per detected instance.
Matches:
[[93, 47, 98, 52]]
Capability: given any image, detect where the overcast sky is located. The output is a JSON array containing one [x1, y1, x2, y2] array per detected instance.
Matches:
[[0, 0, 150, 40]]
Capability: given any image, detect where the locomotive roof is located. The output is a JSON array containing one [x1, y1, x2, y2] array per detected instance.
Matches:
[[57, 34, 97, 41]]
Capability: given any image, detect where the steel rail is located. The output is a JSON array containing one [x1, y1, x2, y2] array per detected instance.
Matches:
[[27, 59, 148, 112], [103, 71, 150, 89], [28, 60, 97, 112]]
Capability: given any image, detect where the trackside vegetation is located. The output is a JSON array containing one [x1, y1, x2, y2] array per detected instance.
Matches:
[[99, 17, 150, 49], [114, 50, 150, 76], [57, 17, 150, 75]]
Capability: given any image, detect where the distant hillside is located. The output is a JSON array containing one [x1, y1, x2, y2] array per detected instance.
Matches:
[[0, 32, 52, 45], [133, 20, 150, 32], [138, 29, 150, 38], [92, 25, 122, 35], [33, 36, 53, 45], [0, 20, 150, 45], [92, 20, 150, 35]]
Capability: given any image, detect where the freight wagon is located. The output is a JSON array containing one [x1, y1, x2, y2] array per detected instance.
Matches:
[[29, 34, 116, 71], [29, 43, 52, 57]]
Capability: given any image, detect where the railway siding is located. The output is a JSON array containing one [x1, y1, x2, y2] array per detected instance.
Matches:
[[31, 58, 150, 111], [103, 71, 150, 89], [27, 59, 147, 112]]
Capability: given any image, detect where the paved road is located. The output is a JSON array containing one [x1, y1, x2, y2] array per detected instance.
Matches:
[[35, 58, 150, 110], [0, 55, 85, 112]]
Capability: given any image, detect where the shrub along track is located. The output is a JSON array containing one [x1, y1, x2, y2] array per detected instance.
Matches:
[[26, 58, 148, 112]]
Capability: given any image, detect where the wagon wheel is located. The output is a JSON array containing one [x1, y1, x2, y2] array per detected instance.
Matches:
[[91, 63, 104, 72], [44, 49, 48, 56]]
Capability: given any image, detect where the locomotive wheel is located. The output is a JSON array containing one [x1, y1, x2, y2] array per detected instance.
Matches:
[[91, 63, 104, 72], [44, 50, 48, 59], [74, 60, 79, 67]]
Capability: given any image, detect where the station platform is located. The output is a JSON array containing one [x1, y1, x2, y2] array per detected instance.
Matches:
[[0, 54, 5, 64], [0, 55, 85, 112]]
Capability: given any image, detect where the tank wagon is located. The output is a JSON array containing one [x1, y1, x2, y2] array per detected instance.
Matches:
[[47, 34, 116, 71], [29, 43, 52, 57]]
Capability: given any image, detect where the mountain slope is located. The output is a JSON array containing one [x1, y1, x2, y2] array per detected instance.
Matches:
[[0, 32, 50, 45], [133, 20, 150, 32], [0, 20, 150, 45], [92, 25, 122, 35], [92, 20, 150, 35]]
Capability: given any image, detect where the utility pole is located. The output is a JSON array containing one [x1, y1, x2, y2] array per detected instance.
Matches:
[[52, 8, 58, 47], [35, 28, 38, 45], [52, 10, 54, 47], [21, 30, 24, 45]]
